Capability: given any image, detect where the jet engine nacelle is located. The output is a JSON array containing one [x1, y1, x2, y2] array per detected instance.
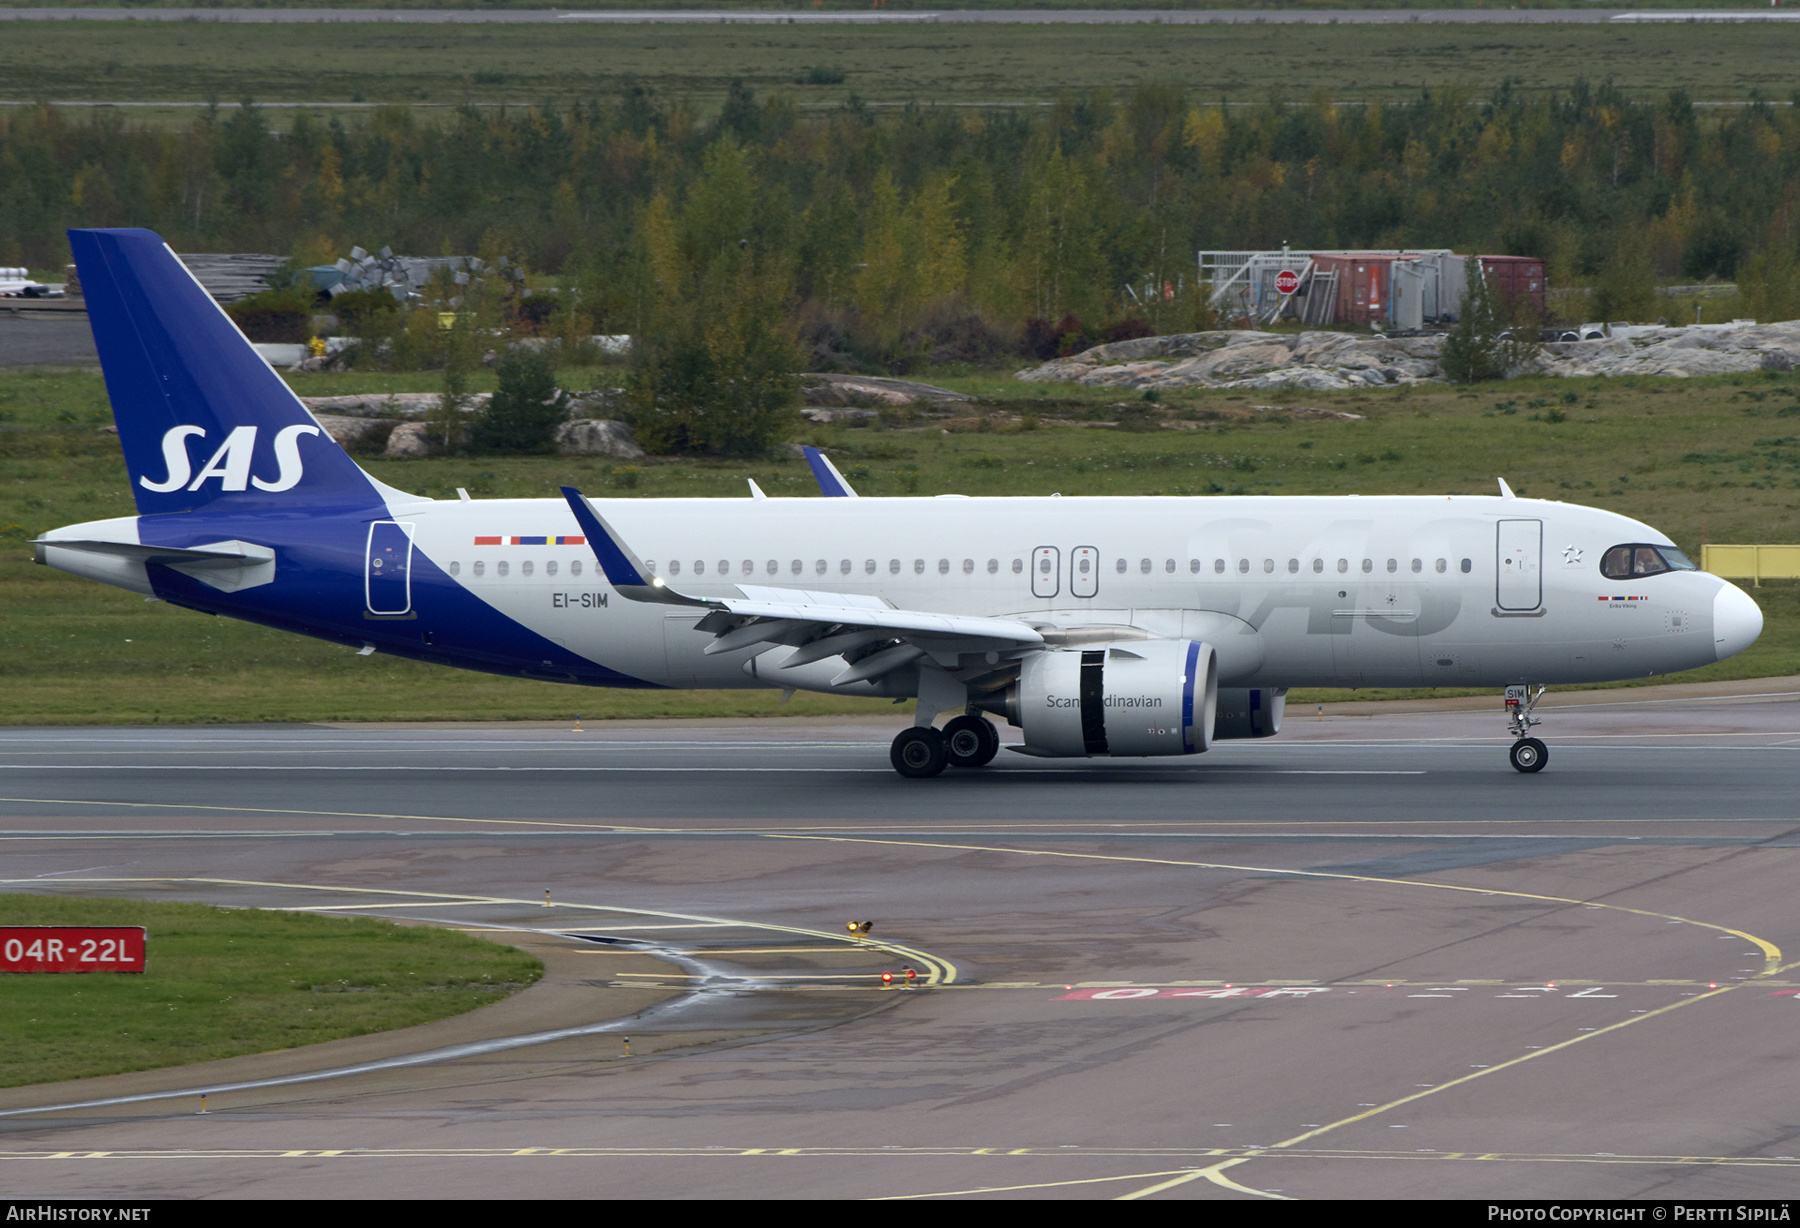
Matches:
[[1213, 687, 1286, 740], [1011, 639, 1217, 758]]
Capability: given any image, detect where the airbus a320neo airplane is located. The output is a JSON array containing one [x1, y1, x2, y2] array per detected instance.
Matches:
[[36, 229, 1765, 776]]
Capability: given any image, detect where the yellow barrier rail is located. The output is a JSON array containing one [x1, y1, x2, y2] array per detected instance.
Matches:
[[1702, 544, 1800, 585]]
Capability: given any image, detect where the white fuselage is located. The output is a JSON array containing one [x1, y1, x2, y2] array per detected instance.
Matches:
[[378, 492, 1752, 692]]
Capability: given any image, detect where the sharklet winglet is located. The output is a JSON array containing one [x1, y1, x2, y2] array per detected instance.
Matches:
[[558, 487, 709, 607], [803, 447, 859, 498]]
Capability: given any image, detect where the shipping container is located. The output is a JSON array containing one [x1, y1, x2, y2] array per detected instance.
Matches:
[[1478, 255, 1547, 320]]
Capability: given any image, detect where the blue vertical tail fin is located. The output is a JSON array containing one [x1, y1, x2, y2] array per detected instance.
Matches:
[[71, 228, 390, 517]]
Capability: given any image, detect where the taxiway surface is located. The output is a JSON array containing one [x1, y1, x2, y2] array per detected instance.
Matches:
[[3, 693, 1800, 1200]]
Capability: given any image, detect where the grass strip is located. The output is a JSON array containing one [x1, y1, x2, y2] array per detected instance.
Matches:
[[0, 894, 544, 1089]]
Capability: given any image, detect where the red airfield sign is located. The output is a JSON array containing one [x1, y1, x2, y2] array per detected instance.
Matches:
[[1, 927, 146, 973]]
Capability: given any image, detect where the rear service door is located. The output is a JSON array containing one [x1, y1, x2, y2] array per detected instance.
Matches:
[[366, 521, 415, 615], [1496, 519, 1542, 611]]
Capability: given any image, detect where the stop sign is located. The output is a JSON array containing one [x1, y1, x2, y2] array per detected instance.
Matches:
[[1275, 269, 1301, 295]]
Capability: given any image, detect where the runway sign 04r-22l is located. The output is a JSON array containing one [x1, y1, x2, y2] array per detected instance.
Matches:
[[0, 927, 146, 973]]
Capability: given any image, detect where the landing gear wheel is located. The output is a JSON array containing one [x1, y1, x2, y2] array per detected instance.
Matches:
[[1509, 737, 1549, 774], [891, 727, 948, 778], [943, 715, 999, 768]]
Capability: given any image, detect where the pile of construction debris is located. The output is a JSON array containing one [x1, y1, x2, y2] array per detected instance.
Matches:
[[1017, 320, 1800, 391], [171, 253, 286, 304], [320, 246, 525, 304]]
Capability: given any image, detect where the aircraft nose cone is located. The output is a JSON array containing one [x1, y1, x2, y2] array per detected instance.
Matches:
[[1713, 582, 1763, 662]]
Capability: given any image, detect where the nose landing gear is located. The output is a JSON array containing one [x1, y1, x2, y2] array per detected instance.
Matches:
[[1506, 683, 1549, 773]]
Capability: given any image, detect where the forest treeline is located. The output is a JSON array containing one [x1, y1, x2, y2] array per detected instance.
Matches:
[[8, 80, 1800, 356]]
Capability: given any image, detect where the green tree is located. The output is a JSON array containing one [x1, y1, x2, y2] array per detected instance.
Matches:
[[627, 141, 800, 457], [1738, 244, 1800, 323], [474, 348, 570, 454], [1589, 234, 1659, 323], [1441, 258, 1533, 384]]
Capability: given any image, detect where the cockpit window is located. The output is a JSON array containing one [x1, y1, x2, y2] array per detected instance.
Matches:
[[1601, 543, 1697, 580]]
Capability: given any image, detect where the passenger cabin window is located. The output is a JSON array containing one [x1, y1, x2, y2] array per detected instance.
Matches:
[[1460, 558, 1472, 573], [474, 561, 485, 577], [939, 559, 950, 575], [963, 559, 975, 574], [1165, 559, 1176, 573], [1263, 559, 1274, 573], [449, 562, 461, 577], [1601, 544, 1697, 579], [1411, 559, 1422, 573], [1386, 559, 1397, 573], [668, 560, 680, 575], [546, 560, 558, 578], [988, 559, 1000, 574], [1288, 559, 1299, 573], [571, 560, 582, 577], [1140, 558, 1152, 574], [1435, 559, 1447, 573], [1214, 559, 1225, 574], [1312, 559, 1324, 574], [1238, 559, 1250, 574], [1190, 559, 1201, 574], [891, 559, 901, 574], [915, 559, 925, 574], [1013, 559, 1024, 574], [816, 559, 828, 575], [521, 560, 534, 578]]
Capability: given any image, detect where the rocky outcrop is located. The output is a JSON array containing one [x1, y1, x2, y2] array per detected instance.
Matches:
[[1019, 330, 1442, 392], [301, 393, 491, 419], [554, 418, 645, 459], [1015, 321, 1800, 391], [384, 421, 434, 458], [802, 373, 973, 407], [1531, 321, 1800, 379], [309, 413, 382, 447]]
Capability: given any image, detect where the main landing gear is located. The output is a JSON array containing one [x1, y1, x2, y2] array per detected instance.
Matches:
[[1506, 683, 1548, 774], [889, 713, 1000, 779]]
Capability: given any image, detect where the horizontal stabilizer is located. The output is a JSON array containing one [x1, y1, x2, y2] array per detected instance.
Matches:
[[33, 538, 271, 568]]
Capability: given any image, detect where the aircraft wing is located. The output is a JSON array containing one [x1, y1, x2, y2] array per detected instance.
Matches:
[[560, 487, 1041, 684]]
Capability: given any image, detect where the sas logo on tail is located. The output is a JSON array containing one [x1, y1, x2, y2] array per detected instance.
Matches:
[[140, 424, 319, 493]]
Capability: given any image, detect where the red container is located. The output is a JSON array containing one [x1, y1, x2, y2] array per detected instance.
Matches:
[[1477, 255, 1547, 318], [1310, 253, 1395, 326], [0, 926, 146, 973]]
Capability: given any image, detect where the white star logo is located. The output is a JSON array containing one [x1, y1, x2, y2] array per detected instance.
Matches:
[[1563, 545, 1584, 565]]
